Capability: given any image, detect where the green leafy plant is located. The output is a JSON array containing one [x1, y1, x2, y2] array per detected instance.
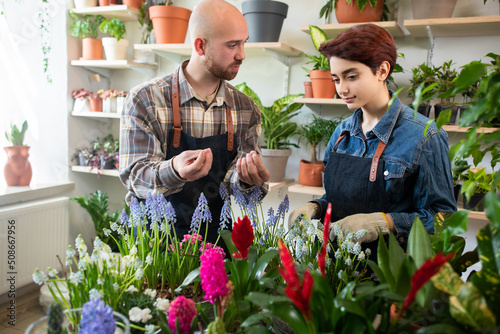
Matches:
[[462, 167, 498, 199], [70, 190, 120, 251], [69, 14, 105, 39], [295, 114, 341, 164], [436, 60, 459, 105], [138, 2, 153, 44], [302, 25, 330, 73], [320, 0, 380, 21], [408, 62, 439, 103], [99, 17, 127, 41], [451, 158, 470, 187], [235, 82, 303, 149], [5, 120, 28, 146]]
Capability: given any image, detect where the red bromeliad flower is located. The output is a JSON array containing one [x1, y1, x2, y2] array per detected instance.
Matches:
[[318, 203, 332, 277], [231, 215, 254, 259], [278, 239, 314, 321], [400, 252, 454, 315]]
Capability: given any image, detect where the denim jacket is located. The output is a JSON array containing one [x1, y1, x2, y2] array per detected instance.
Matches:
[[313, 93, 457, 241]]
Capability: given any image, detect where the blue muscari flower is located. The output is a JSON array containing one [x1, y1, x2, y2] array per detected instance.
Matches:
[[266, 214, 278, 227], [233, 186, 247, 210], [190, 193, 211, 233], [146, 193, 161, 226], [277, 195, 289, 220], [129, 197, 143, 227], [119, 209, 129, 227], [219, 200, 231, 230], [259, 237, 265, 245], [163, 201, 176, 226], [79, 297, 116, 334], [219, 183, 230, 202], [249, 187, 263, 207], [267, 207, 274, 219]]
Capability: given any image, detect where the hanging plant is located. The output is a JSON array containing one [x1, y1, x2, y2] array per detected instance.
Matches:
[[40, 0, 52, 84]]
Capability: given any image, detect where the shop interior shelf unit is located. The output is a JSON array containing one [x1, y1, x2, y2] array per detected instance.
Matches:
[[70, 5, 139, 21], [71, 165, 120, 177], [300, 21, 405, 39], [404, 16, 500, 37], [71, 111, 121, 119], [294, 98, 346, 105]]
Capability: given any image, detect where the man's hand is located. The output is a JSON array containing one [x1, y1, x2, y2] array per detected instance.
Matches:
[[172, 148, 213, 182], [329, 212, 392, 243], [288, 203, 320, 229], [236, 151, 270, 186]]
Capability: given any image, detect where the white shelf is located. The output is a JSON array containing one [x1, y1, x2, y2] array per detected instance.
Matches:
[[134, 42, 304, 58], [300, 21, 405, 39], [404, 16, 500, 37], [288, 183, 325, 196], [71, 60, 157, 69], [442, 125, 498, 134], [269, 178, 294, 192], [71, 165, 120, 177], [294, 98, 346, 105], [70, 5, 139, 21], [71, 111, 121, 119], [0, 182, 75, 207]]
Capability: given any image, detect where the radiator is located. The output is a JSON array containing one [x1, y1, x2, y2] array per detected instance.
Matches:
[[0, 197, 69, 295]]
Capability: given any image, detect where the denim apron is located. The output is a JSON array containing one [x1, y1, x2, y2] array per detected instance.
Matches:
[[324, 105, 401, 258], [165, 68, 236, 244]]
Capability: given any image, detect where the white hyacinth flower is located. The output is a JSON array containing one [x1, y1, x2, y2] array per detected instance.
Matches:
[[154, 298, 170, 313], [125, 285, 138, 293], [47, 267, 58, 278], [32, 269, 47, 285]]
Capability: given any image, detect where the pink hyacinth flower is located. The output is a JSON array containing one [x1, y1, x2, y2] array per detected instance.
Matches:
[[200, 248, 228, 304], [168, 296, 197, 334]]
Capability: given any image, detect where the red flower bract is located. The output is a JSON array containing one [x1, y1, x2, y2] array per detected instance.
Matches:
[[401, 252, 454, 314], [318, 203, 332, 277], [278, 239, 313, 321], [231, 215, 254, 259]]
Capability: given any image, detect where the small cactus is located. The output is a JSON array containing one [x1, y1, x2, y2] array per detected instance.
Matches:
[[47, 303, 67, 334]]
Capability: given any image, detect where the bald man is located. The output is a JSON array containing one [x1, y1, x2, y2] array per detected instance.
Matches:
[[119, 0, 269, 245]]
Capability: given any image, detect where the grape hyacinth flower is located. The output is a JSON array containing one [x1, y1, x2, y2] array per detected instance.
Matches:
[[200, 248, 229, 305], [219, 200, 231, 230], [79, 297, 117, 334], [168, 296, 197, 334], [190, 193, 211, 233]]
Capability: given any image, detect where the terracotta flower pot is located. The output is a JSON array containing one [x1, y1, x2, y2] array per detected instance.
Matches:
[[149, 5, 192, 44], [298, 160, 325, 187], [89, 97, 103, 112], [310, 70, 336, 99], [335, 0, 384, 23], [4, 146, 32, 186], [123, 0, 144, 10], [81, 38, 103, 60], [98, 0, 116, 6], [304, 81, 313, 98]]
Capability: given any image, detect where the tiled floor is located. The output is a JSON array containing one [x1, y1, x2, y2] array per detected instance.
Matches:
[[0, 288, 44, 334]]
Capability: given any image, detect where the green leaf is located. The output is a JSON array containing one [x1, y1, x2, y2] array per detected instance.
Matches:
[[249, 249, 278, 283], [449, 283, 496, 329], [484, 190, 500, 229], [174, 267, 200, 293], [376, 232, 395, 287], [407, 217, 434, 268], [310, 25, 327, 51], [219, 230, 238, 256]]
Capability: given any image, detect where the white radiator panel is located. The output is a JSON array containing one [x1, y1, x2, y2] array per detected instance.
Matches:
[[0, 197, 69, 295]]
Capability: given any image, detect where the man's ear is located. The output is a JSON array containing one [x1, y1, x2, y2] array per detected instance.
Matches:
[[377, 61, 391, 82], [193, 37, 206, 56]]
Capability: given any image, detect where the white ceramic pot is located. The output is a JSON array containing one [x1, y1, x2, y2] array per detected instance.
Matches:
[[116, 96, 126, 115], [103, 98, 117, 113], [74, 0, 97, 9], [102, 37, 129, 61]]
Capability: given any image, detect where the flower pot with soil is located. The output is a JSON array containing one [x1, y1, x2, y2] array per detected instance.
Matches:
[[335, 0, 385, 23], [149, 3, 192, 44], [69, 13, 105, 60], [3, 121, 32, 186]]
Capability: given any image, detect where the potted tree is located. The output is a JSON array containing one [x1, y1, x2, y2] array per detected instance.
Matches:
[[236, 82, 303, 182], [69, 13, 105, 60], [4, 121, 32, 186], [99, 17, 128, 61], [242, 0, 289, 42], [149, 1, 192, 44], [295, 114, 342, 187], [303, 25, 336, 99], [320, 0, 385, 23]]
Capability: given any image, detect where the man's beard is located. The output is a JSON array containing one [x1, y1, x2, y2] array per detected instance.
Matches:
[[205, 50, 242, 81]]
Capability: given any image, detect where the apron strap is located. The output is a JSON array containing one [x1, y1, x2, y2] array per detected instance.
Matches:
[[369, 140, 386, 183], [332, 133, 347, 152], [172, 69, 182, 149], [171, 68, 234, 151]]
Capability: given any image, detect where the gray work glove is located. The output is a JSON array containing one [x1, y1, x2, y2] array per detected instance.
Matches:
[[288, 202, 320, 229], [329, 212, 389, 243]]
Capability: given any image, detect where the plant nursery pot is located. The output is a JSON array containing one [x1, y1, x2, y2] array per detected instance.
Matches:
[[103, 37, 129, 60], [298, 160, 325, 187], [434, 104, 459, 124], [410, 0, 457, 19], [3, 146, 32, 186], [416, 103, 431, 118], [242, 0, 288, 42], [261, 148, 291, 182], [74, 0, 97, 9], [149, 5, 192, 44], [89, 97, 103, 112], [123, 0, 144, 10], [81, 38, 103, 60], [98, 0, 117, 6], [304, 81, 313, 98], [463, 192, 485, 211], [453, 184, 461, 203], [310, 70, 336, 99], [335, 0, 384, 23]]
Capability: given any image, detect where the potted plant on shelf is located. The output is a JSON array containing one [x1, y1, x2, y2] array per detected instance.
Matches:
[[451, 158, 470, 202], [295, 114, 341, 187], [69, 13, 105, 60], [434, 60, 459, 125], [72, 88, 92, 113], [303, 25, 336, 99], [73, 0, 97, 10], [4, 121, 32, 186], [101, 134, 119, 169], [99, 17, 128, 61], [407, 62, 439, 117], [461, 167, 496, 211], [123, 0, 144, 10], [410, 0, 458, 19], [116, 90, 128, 115], [149, 1, 192, 44], [320, 0, 385, 23], [89, 89, 105, 112], [134, 1, 156, 63], [242, 0, 289, 42], [236, 82, 303, 182], [101, 89, 120, 113]]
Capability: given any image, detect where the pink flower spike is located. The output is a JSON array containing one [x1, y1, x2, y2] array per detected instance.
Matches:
[[200, 248, 229, 304], [168, 296, 197, 334]]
